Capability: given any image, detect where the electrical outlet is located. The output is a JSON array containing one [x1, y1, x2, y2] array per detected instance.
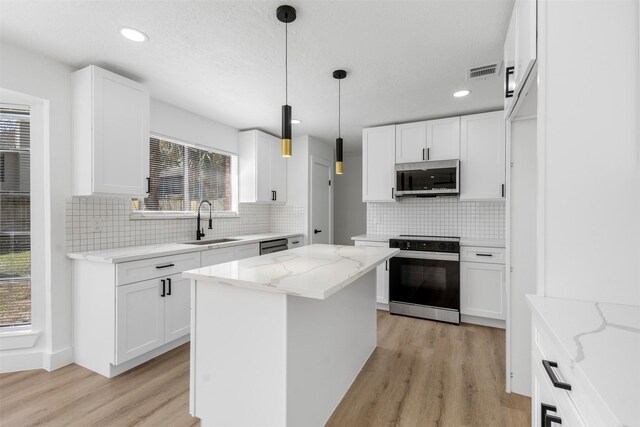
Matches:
[[90, 217, 102, 233]]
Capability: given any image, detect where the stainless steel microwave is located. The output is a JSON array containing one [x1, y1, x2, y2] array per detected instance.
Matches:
[[394, 159, 459, 197]]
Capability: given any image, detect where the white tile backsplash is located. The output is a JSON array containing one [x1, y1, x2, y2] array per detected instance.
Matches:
[[66, 197, 305, 252], [367, 198, 505, 240]]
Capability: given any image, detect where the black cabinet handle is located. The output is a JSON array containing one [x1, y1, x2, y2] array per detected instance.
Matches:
[[155, 263, 175, 269], [291, 241, 299, 244], [501, 183, 505, 197], [476, 253, 493, 257], [422, 148, 426, 161], [541, 404, 557, 427], [167, 277, 172, 296], [385, 260, 388, 271], [542, 360, 572, 390], [314, 229, 322, 234], [146, 177, 151, 194], [427, 147, 430, 160], [545, 414, 562, 427], [274, 191, 277, 201], [505, 66, 515, 98], [391, 188, 394, 199], [161, 279, 166, 297]]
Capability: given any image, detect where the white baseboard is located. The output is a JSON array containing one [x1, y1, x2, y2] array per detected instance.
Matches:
[[43, 346, 73, 371], [376, 302, 389, 311], [461, 314, 506, 329], [0, 349, 44, 373]]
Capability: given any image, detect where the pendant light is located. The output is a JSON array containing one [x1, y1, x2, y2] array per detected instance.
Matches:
[[333, 69, 347, 174], [277, 5, 296, 157]]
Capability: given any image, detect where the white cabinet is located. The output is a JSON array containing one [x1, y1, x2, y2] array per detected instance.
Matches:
[[395, 121, 427, 163], [115, 278, 165, 364], [460, 111, 506, 201], [72, 65, 150, 197], [239, 130, 287, 203], [163, 274, 192, 342], [504, 0, 537, 117], [201, 243, 260, 267], [460, 261, 506, 320], [234, 243, 260, 260], [426, 117, 460, 160], [395, 118, 460, 163], [362, 125, 396, 202], [354, 240, 389, 307], [287, 236, 303, 249]]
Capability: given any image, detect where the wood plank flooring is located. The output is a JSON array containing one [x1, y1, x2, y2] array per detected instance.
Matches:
[[0, 311, 529, 427]]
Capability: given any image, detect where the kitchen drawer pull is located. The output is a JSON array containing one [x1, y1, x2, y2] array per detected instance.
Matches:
[[545, 414, 562, 426], [161, 279, 166, 297], [155, 263, 175, 269], [542, 360, 572, 390], [541, 404, 557, 427], [476, 253, 493, 257], [291, 241, 299, 244], [167, 277, 172, 296]]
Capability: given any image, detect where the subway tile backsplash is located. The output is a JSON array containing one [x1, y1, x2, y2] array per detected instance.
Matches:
[[65, 197, 304, 252], [367, 198, 505, 240]]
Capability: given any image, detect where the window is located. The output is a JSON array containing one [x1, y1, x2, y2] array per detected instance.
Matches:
[[133, 137, 236, 213], [0, 106, 31, 328]]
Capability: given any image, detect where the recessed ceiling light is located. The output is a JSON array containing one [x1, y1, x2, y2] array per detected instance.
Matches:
[[291, 119, 301, 124], [120, 27, 148, 42], [453, 90, 471, 98]]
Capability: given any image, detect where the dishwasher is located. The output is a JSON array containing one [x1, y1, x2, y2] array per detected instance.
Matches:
[[259, 238, 289, 255]]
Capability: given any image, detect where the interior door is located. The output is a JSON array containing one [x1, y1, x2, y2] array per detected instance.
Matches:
[[311, 157, 331, 244], [164, 274, 191, 342]]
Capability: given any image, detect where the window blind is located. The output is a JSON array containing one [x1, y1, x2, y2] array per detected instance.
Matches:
[[134, 137, 232, 212], [0, 106, 31, 327]]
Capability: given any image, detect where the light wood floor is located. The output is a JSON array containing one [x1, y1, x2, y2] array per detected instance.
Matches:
[[0, 312, 530, 427]]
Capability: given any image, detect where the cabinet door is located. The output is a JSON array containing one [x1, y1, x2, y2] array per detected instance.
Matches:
[[503, 7, 517, 115], [395, 121, 427, 163], [115, 278, 165, 364], [234, 243, 260, 260], [164, 274, 191, 342], [92, 66, 149, 196], [459, 112, 506, 200], [427, 117, 460, 160], [270, 136, 287, 203], [255, 131, 273, 202], [201, 246, 236, 267], [460, 261, 506, 320], [354, 241, 389, 305], [514, 0, 537, 96], [362, 125, 396, 202]]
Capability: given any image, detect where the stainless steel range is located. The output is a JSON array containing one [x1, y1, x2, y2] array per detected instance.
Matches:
[[388, 235, 460, 324]]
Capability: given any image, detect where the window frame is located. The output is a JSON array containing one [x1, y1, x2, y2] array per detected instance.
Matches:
[[131, 134, 238, 219]]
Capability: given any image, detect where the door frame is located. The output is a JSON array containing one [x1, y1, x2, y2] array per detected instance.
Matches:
[[309, 155, 333, 244]]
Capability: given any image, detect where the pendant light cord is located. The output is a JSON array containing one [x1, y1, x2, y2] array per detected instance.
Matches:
[[285, 21, 288, 105], [338, 79, 341, 138]]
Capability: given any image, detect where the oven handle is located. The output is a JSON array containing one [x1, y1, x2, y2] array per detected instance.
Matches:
[[393, 251, 460, 262]]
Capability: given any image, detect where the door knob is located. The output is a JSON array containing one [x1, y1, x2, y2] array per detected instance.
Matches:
[[314, 229, 322, 234]]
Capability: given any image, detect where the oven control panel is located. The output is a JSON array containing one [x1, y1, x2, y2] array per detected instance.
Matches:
[[389, 239, 459, 253]]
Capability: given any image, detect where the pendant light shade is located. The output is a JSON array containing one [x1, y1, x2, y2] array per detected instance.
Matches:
[[277, 5, 296, 157], [333, 69, 347, 174]]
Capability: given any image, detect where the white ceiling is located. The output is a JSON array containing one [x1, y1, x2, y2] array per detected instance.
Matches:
[[0, 0, 513, 153]]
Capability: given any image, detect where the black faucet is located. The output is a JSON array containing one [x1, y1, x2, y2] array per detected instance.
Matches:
[[196, 200, 213, 240]]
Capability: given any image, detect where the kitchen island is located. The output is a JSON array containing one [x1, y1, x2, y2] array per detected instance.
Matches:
[[183, 244, 399, 427]]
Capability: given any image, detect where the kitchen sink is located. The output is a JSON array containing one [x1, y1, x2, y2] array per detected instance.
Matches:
[[186, 238, 240, 245]]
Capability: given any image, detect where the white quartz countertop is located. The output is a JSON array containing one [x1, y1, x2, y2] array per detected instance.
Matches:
[[351, 234, 505, 248], [183, 244, 400, 300], [527, 295, 640, 427], [66, 233, 303, 263]]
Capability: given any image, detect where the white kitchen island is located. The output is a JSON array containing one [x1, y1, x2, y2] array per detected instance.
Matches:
[[183, 244, 399, 427]]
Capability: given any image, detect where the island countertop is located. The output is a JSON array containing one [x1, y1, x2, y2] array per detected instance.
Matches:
[[183, 244, 399, 300]]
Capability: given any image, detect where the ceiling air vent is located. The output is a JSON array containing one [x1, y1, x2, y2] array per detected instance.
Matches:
[[467, 63, 500, 80]]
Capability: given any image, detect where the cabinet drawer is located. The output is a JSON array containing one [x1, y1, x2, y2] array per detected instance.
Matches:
[[287, 236, 303, 249], [201, 246, 236, 267], [234, 243, 260, 260], [460, 246, 505, 264], [116, 252, 200, 286]]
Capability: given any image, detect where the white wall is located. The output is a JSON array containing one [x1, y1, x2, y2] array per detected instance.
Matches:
[[150, 99, 238, 154], [333, 154, 366, 245], [0, 42, 74, 370], [537, 0, 640, 305]]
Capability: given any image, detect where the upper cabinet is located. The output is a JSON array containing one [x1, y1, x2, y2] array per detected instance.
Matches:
[[238, 130, 287, 204], [459, 111, 506, 201], [395, 117, 460, 163], [362, 125, 396, 202], [72, 65, 150, 197], [504, 0, 537, 117]]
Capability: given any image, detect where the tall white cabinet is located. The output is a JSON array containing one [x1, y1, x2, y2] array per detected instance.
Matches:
[[459, 111, 506, 201], [362, 125, 396, 202], [72, 65, 150, 197], [239, 130, 287, 203]]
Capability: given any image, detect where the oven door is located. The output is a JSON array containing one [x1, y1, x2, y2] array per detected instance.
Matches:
[[389, 251, 460, 311]]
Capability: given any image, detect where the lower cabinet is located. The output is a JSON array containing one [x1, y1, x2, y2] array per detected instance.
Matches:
[[201, 243, 260, 267], [354, 240, 389, 307], [460, 246, 506, 322]]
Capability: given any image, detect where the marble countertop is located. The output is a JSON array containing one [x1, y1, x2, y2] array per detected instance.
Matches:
[[183, 244, 400, 300], [351, 234, 505, 248], [66, 233, 304, 263], [527, 295, 640, 427]]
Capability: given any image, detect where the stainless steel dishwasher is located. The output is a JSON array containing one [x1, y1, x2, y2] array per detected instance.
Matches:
[[259, 238, 289, 255]]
